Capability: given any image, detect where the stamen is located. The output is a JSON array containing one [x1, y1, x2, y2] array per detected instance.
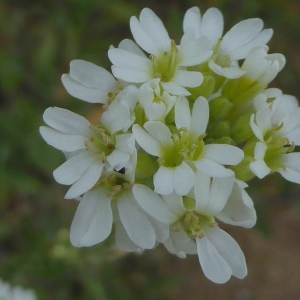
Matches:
[[157, 157, 165, 166], [198, 133, 206, 141], [90, 125, 105, 133], [208, 222, 218, 228]]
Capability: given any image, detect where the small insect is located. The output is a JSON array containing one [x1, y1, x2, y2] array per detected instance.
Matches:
[[115, 167, 126, 174]]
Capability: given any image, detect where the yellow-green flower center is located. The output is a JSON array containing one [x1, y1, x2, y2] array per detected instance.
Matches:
[[159, 130, 205, 168], [85, 125, 116, 161], [172, 196, 216, 239], [151, 40, 178, 82]]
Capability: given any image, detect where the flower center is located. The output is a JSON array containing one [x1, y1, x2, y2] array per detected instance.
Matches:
[[97, 172, 132, 200], [172, 196, 217, 239], [159, 130, 205, 167], [264, 127, 294, 171], [85, 125, 116, 161], [151, 40, 178, 82]]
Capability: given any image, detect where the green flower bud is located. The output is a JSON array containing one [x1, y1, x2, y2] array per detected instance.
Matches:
[[135, 152, 158, 180], [230, 113, 254, 143], [231, 155, 255, 182], [209, 96, 232, 121]]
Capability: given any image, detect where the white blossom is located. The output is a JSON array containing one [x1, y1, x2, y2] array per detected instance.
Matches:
[[249, 107, 300, 183], [241, 46, 285, 85], [39, 107, 136, 199], [137, 79, 177, 121], [0, 278, 37, 300], [61, 59, 118, 104], [133, 96, 243, 195], [108, 8, 213, 95], [183, 7, 273, 78], [133, 171, 255, 283]]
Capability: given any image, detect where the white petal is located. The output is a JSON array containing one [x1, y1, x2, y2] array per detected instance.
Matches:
[[132, 124, 160, 156], [161, 82, 190, 96], [183, 7, 201, 37], [101, 101, 131, 134], [53, 151, 95, 185], [43, 107, 91, 136], [216, 182, 257, 228], [132, 184, 177, 224], [118, 38, 147, 57], [200, 8, 224, 46], [206, 227, 247, 280], [144, 121, 173, 147], [179, 36, 213, 66], [255, 108, 272, 134], [65, 162, 104, 199], [174, 70, 203, 88], [196, 236, 232, 284], [169, 229, 197, 255], [221, 18, 264, 55], [195, 158, 235, 177], [61, 74, 110, 104], [164, 237, 186, 258], [205, 176, 234, 215], [115, 221, 139, 252], [203, 144, 244, 165], [106, 150, 129, 171], [69, 60, 116, 89], [175, 96, 191, 130], [149, 218, 169, 243], [139, 8, 171, 53], [70, 188, 112, 247], [173, 162, 195, 195], [249, 160, 270, 179], [108, 48, 152, 71], [162, 193, 186, 216], [39, 126, 86, 152], [253, 141, 267, 160], [153, 166, 174, 195], [208, 60, 246, 79], [115, 133, 136, 154], [194, 171, 211, 212], [279, 168, 300, 184], [279, 153, 300, 184], [117, 191, 156, 249], [130, 16, 159, 55], [111, 66, 151, 83], [229, 29, 273, 60], [191, 96, 209, 136], [250, 114, 264, 141]]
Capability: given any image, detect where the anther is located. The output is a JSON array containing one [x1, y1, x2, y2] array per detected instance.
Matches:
[[208, 222, 218, 228]]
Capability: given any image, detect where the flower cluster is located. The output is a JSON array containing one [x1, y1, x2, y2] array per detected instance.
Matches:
[[40, 7, 299, 283]]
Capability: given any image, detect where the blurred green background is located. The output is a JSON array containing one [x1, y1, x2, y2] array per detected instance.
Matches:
[[1, 0, 300, 299]]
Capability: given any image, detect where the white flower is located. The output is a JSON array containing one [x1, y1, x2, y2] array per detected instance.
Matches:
[[253, 88, 298, 126], [133, 96, 243, 195], [249, 107, 300, 183], [133, 171, 254, 283], [241, 46, 285, 85], [216, 179, 257, 228], [137, 79, 177, 121], [101, 85, 139, 133], [61, 59, 118, 104], [183, 7, 273, 79], [0, 278, 37, 300], [39, 107, 136, 199], [70, 171, 168, 249], [108, 8, 213, 95]]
